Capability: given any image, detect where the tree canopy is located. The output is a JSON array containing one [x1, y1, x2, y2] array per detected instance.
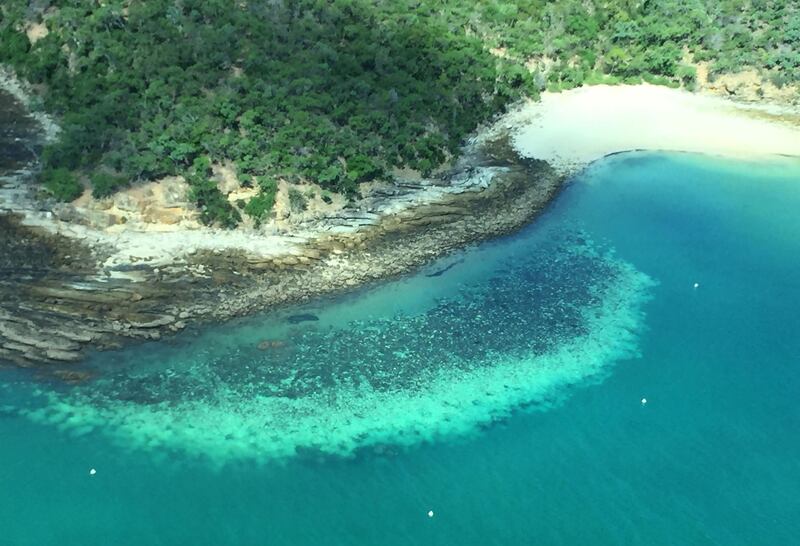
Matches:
[[1, 0, 797, 226]]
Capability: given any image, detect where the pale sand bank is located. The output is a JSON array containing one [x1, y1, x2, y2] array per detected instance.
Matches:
[[509, 84, 800, 174]]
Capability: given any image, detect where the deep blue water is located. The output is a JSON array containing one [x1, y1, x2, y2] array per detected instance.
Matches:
[[1, 152, 799, 545]]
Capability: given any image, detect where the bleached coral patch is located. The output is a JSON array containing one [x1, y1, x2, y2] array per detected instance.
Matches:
[[25, 234, 656, 464]]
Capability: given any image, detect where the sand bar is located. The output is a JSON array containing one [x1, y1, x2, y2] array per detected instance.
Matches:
[[509, 84, 800, 175]]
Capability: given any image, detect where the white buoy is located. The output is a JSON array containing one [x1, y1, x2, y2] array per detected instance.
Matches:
[[641, 398, 647, 405], [427, 510, 434, 518], [89, 468, 96, 476], [693, 282, 700, 289]]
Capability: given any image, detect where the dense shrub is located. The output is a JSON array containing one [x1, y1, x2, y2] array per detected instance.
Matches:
[[90, 172, 128, 199], [244, 177, 278, 226], [1, 0, 796, 226], [186, 157, 240, 229], [0, 0, 537, 226], [41, 168, 82, 202], [676, 65, 698, 89], [288, 188, 308, 214]]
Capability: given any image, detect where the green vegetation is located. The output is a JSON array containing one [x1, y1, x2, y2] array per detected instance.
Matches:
[[186, 155, 241, 229], [244, 177, 277, 226], [1, 1, 798, 224], [90, 171, 128, 198], [0, 0, 533, 223], [41, 167, 82, 202], [288, 188, 308, 214]]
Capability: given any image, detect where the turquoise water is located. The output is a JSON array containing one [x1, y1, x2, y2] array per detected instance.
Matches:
[[2, 152, 799, 544]]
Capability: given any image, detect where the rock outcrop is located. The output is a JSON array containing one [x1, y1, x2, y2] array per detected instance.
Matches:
[[0, 78, 562, 374]]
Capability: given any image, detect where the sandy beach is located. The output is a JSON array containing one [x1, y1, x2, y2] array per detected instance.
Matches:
[[507, 84, 800, 175]]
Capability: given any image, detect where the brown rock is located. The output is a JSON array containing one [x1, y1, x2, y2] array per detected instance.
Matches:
[[86, 210, 119, 228], [52, 369, 94, 384], [257, 339, 286, 350], [160, 177, 190, 207], [142, 206, 183, 225], [45, 348, 82, 362], [128, 314, 175, 328], [51, 203, 85, 224], [113, 193, 140, 212]]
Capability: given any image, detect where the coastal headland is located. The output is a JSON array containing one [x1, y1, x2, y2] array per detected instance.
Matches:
[[1, 80, 799, 373]]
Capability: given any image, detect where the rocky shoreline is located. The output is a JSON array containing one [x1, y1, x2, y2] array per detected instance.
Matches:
[[0, 119, 562, 374], [9, 77, 793, 375]]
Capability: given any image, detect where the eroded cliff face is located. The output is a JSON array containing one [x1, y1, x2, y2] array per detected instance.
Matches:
[[0, 214, 176, 374], [36, 167, 354, 234], [693, 62, 800, 108], [0, 89, 562, 374], [0, 89, 179, 371]]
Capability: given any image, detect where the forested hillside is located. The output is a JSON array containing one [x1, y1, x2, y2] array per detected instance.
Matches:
[[1, 1, 798, 226]]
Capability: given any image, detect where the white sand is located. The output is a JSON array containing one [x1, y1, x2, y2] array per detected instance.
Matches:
[[510, 84, 800, 174]]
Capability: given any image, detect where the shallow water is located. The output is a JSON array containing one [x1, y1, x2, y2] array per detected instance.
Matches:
[[2, 152, 799, 545]]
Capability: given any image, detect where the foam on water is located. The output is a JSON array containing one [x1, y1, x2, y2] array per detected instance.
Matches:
[[24, 234, 655, 464]]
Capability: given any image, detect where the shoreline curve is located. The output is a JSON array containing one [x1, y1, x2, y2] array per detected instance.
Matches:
[[1, 81, 798, 370]]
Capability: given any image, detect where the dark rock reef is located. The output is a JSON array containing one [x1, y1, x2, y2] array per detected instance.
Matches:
[[0, 92, 562, 374]]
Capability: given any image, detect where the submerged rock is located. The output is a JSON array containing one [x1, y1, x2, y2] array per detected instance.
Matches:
[[257, 339, 286, 350], [286, 313, 319, 324], [129, 314, 175, 328], [26, 234, 656, 463], [1, 114, 562, 370]]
